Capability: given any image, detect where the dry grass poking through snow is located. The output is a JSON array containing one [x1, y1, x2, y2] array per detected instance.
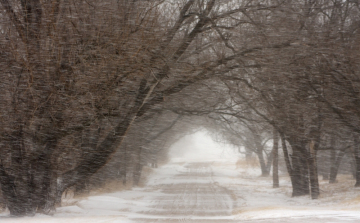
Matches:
[[230, 171, 360, 220], [85, 166, 154, 195], [228, 159, 360, 218], [90, 180, 132, 195], [87, 166, 154, 195], [318, 174, 360, 206], [60, 181, 132, 207], [235, 157, 259, 169], [61, 166, 155, 207]]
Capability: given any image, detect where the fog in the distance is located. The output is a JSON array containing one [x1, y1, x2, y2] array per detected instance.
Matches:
[[168, 130, 239, 162]]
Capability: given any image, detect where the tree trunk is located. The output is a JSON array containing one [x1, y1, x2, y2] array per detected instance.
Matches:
[[280, 134, 294, 185], [272, 129, 279, 188], [254, 136, 269, 177], [354, 152, 360, 187], [329, 136, 337, 183], [0, 130, 58, 216], [291, 151, 308, 196], [266, 149, 274, 176], [133, 147, 143, 186], [289, 139, 310, 197], [308, 140, 319, 199], [329, 150, 345, 184], [55, 179, 64, 207], [351, 156, 356, 179], [120, 146, 128, 185], [133, 163, 143, 186], [257, 151, 269, 177], [0, 159, 57, 216], [353, 135, 360, 187], [321, 150, 330, 180]]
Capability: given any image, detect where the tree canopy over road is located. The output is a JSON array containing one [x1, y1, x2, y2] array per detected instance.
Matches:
[[1, 0, 360, 216]]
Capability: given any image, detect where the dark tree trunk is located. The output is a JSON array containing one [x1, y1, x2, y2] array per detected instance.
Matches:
[[0, 164, 33, 216], [133, 147, 143, 186], [281, 134, 310, 196], [0, 129, 59, 216], [257, 151, 269, 177], [329, 136, 337, 183], [133, 163, 143, 186], [351, 156, 356, 179], [272, 129, 279, 188], [300, 150, 310, 196], [329, 150, 346, 184], [55, 183, 64, 207], [42, 170, 58, 214], [321, 150, 330, 180], [353, 135, 360, 187], [354, 152, 360, 187], [120, 146, 128, 185], [291, 151, 309, 196], [266, 149, 274, 176], [308, 141, 319, 199], [254, 136, 269, 177], [288, 139, 310, 197]]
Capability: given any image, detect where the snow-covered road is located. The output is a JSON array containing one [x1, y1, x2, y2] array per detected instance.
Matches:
[[136, 162, 234, 222]]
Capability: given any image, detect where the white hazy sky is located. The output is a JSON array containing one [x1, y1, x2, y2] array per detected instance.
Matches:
[[168, 130, 239, 162]]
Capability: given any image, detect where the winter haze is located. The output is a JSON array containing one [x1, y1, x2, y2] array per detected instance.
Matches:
[[169, 130, 238, 162], [1, 0, 360, 222]]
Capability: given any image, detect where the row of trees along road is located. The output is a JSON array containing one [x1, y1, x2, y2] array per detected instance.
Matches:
[[0, 0, 360, 216]]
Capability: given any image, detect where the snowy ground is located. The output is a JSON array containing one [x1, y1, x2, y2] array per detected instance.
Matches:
[[2, 131, 360, 222], [2, 160, 360, 223]]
